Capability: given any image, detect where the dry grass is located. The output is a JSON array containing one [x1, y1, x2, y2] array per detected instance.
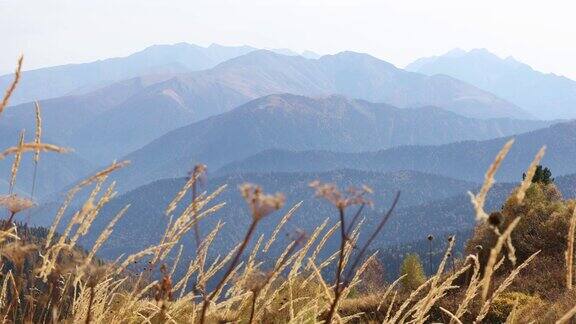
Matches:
[[468, 139, 514, 222]]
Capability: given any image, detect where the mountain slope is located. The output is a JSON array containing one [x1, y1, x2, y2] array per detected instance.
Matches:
[[407, 48, 576, 119], [0, 76, 165, 143], [108, 94, 548, 192], [219, 120, 576, 183], [0, 43, 257, 105]]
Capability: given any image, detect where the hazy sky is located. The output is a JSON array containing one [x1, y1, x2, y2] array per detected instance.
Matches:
[[2, 0, 576, 78]]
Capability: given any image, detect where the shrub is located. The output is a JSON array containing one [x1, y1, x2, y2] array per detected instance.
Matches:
[[467, 182, 573, 267], [400, 253, 426, 291]]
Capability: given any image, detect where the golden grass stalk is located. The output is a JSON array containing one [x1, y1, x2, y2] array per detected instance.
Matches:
[[386, 276, 435, 324], [0, 55, 23, 117], [8, 131, 25, 194], [384, 291, 397, 323], [289, 219, 328, 279], [0, 142, 71, 160], [481, 217, 521, 303], [468, 139, 514, 221], [441, 306, 464, 324], [406, 267, 469, 323], [174, 221, 223, 295], [263, 201, 302, 253], [39, 181, 115, 281], [33, 101, 42, 162], [556, 303, 576, 324], [516, 146, 546, 203], [567, 205, 576, 290], [0, 272, 9, 310], [77, 160, 130, 188], [341, 253, 378, 300], [376, 274, 405, 312], [46, 161, 129, 249], [170, 244, 184, 278], [451, 255, 481, 323], [499, 147, 545, 268], [115, 243, 173, 275], [475, 251, 540, 323], [505, 297, 520, 324], [411, 237, 459, 323], [84, 204, 130, 266], [165, 170, 200, 216]]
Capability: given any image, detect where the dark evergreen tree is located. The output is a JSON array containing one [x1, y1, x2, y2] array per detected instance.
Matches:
[[523, 165, 554, 185]]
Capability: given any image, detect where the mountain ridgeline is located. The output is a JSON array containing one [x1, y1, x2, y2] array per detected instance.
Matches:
[[0, 43, 257, 105], [102, 93, 549, 193], [407, 48, 576, 120], [219, 120, 576, 183], [1, 48, 532, 174]]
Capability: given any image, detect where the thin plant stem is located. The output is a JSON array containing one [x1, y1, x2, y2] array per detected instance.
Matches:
[[248, 291, 258, 324], [200, 219, 259, 324], [192, 180, 201, 252], [326, 207, 347, 323]]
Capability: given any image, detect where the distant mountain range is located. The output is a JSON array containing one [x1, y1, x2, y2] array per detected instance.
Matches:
[[218, 120, 576, 183], [407, 48, 576, 120], [102, 93, 548, 193], [1, 49, 530, 168], [0, 43, 259, 105]]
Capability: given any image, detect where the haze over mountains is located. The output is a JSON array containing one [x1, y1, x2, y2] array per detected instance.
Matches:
[[407, 48, 576, 120]]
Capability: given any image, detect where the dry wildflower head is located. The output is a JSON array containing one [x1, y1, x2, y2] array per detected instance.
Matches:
[[488, 211, 503, 227], [188, 163, 207, 182], [240, 183, 285, 220], [309, 180, 373, 210], [0, 194, 36, 214]]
